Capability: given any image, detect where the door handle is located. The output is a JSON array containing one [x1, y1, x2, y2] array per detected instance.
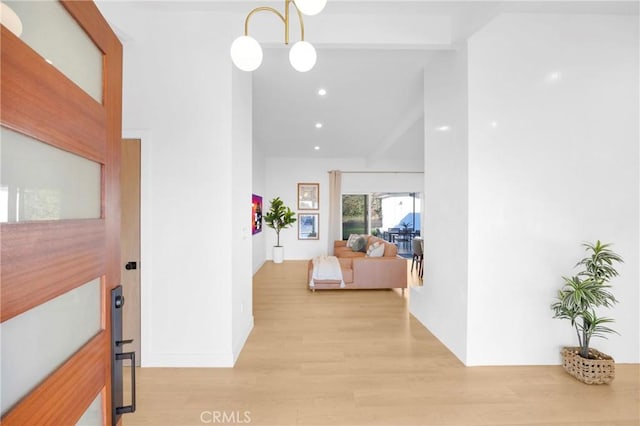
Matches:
[[111, 286, 136, 425], [115, 351, 136, 415]]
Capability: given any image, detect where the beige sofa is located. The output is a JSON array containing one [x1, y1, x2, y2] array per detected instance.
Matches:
[[307, 235, 407, 292]]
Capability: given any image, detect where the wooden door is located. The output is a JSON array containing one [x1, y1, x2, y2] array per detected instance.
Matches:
[[0, 1, 122, 425], [121, 138, 141, 366]]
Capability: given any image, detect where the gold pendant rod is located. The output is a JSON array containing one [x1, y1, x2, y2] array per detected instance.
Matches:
[[285, 0, 290, 44], [244, 6, 285, 36], [292, 1, 305, 41], [243, 0, 305, 44]]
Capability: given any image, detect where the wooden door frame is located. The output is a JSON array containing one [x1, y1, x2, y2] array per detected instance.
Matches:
[[121, 129, 151, 367], [121, 138, 142, 366], [0, 1, 122, 424]]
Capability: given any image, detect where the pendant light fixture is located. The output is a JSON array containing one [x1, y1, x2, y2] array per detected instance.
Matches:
[[0, 2, 23, 37], [230, 0, 326, 72]]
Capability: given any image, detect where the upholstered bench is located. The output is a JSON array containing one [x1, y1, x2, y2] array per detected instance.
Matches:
[[307, 257, 353, 291]]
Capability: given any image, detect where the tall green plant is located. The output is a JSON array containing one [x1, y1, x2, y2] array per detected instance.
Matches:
[[551, 241, 623, 359], [263, 197, 296, 247]]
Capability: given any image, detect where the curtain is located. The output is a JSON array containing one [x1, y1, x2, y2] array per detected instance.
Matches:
[[327, 170, 342, 255]]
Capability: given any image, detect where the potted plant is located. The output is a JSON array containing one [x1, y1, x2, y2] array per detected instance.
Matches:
[[551, 240, 624, 384], [264, 197, 296, 264]]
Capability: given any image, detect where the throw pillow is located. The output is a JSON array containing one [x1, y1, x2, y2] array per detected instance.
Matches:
[[366, 241, 385, 257], [352, 236, 367, 253], [346, 233, 361, 248], [365, 241, 377, 256]]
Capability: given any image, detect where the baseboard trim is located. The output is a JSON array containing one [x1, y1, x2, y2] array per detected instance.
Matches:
[[142, 352, 236, 368], [232, 316, 255, 365]]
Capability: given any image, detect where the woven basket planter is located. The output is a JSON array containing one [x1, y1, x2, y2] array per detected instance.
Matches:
[[561, 347, 615, 384]]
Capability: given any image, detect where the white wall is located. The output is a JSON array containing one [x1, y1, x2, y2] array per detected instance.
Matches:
[[466, 14, 639, 365], [99, 2, 639, 368], [412, 12, 639, 366], [251, 138, 267, 274], [264, 157, 423, 261], [341, 172, 423, 194], [100, 1, 428, 367], [231, 68, 254, 361], [98, 3, 251, 366], [411, 47, 469, 363]]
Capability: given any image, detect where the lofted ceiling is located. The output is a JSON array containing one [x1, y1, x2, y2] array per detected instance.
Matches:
[[249, 0, 638, 160], [250, 1, 504, 160], [252, 48, 430, 159], [96, 1, 638, 161]]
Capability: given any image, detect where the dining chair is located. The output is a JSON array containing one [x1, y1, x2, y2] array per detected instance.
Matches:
[[411, 238, 423, 277], [388, 228, 400, 243]]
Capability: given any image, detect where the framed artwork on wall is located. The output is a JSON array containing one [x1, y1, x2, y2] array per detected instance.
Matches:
[[298, 213, 319, 240], [252, 194, 262, 235], [297, 182, 319, 210]]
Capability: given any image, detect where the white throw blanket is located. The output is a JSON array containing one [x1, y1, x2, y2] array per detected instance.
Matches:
[[309, 255, 345, 288]]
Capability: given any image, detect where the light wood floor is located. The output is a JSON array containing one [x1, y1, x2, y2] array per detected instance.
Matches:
[[124, 260, 639, 426]]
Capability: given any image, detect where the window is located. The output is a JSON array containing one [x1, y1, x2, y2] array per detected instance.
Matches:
[[342, 192, 419, 239], [342, 194, 376, 239]]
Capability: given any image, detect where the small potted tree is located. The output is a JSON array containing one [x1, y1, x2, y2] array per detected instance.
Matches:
[[264, 197, 296, 264], [551, 240, 624, 384]]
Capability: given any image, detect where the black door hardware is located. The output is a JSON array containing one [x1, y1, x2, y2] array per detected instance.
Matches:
[[111, 286, 136, 425]]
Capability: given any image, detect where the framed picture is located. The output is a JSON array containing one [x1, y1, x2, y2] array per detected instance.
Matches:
[[297, 183, 319, 210], [251, 194, 263, 235], [298, 213, 319, 240]]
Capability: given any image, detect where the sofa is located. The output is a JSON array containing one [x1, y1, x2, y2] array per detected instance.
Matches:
[[307, 235, 407, 292]]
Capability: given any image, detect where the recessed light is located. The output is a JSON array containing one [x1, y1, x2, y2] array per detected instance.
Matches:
[[315, 123, 323, 129], [317, 88, 327, 96], [490, 121, 498, 128], [314, 146, 320, 150], [436, 125, 450, 132], [545, 71, 562, 83]]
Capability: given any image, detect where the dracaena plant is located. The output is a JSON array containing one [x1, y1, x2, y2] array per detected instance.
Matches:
[[263, 197, 296, 247], [551, 240, 623, 359]]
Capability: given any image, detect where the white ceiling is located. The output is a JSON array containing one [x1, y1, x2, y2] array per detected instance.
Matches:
[[248, 0, 638, 159], [96, 1, 639, 161], [250, 1, 501, 160], [252, 47, 430, 159]]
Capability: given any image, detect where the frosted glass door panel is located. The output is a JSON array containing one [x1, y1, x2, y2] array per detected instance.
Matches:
[[75, 392, 103, 426], [4, 1, 103, 102], [0, 278, 102, 415], [0, 127, 101, 222]]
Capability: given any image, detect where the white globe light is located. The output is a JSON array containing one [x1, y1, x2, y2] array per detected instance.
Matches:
[[294, 0, 327, 16], [1, 2, 23, 37], [230, 36, 263, 72], [289, 41, 316, 72]]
